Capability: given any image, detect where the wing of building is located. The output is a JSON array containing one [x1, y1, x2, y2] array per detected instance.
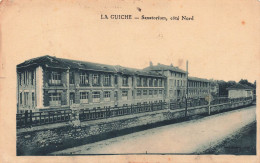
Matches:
[[226, 83, 254, 99], [16, 55, 166, 113], [144, 62, 211, 103]]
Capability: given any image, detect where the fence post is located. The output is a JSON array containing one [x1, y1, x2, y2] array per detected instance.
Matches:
[[208, 99, 211, 115], [70, 109, 80, 127]]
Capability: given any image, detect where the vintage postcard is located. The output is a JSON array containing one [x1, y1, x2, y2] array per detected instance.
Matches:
[[0, 0, 259, 162]]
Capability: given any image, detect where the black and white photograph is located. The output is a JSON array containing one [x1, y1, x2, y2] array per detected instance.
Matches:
[[0, 0, 259, 162]]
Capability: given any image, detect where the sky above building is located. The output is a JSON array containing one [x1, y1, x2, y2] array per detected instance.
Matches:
[[1, 0, 259, 83]]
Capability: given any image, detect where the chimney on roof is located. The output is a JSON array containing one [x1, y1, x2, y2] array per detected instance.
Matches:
[[150, 61, 153, 67], [170, 63, 173, 67]]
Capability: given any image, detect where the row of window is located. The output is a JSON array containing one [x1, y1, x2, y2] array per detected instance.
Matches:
[[136, 90, 163, 96], [169, 79, 186, 88], [189, 89, 209, 95], [18, 71, 34, 86], [49, 89, 164, 105], [51, 71, 164, 87], [188, 81, 209, 88], [170, 72, 186, 78], [136, 77, 163, 87]]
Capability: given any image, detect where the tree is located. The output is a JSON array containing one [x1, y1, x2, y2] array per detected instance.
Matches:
[[238, 79, 256, 89], [217, 80, 237, 96]]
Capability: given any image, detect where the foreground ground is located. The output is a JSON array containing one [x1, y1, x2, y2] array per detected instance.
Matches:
[[52, 105, 256, 155], [202, 121, 256, 155]]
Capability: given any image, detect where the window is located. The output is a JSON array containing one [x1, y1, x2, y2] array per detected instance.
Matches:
[[104, 91, 111, 101], [143, 78, 147, 87], [114, 75, 118, 85], [159, 90, 163, 95], [154, 90, 158, 95], [32, 92, 35, 106], [80, 72, 89, 85], [149, 90, 153, 95], [22, 71, 30, 85], [31, 71, 34, 85], [49, 93, 61, 101], [137, 90, 141, 96], [122, 91, 128, 100], [69, 72, 75, 84], [49, 72, 61, 85], [19, 73, 22, 85], [20, 92, 23, 105], [149, 79, 153, 87], [92, 91, 100, 103], [24, 92, 29, 106], [137, 77, 141, 87], [122, 76, 128, 86], [143, 90, 147, 95], [80, 92, 89, 103], [92, 74, 100, 86], [24, 71, 26, 85], [159, 79, 162, 87], [154, 79, 158, 87], [103, 75, 111, 86], [177, 80, 179, 86]]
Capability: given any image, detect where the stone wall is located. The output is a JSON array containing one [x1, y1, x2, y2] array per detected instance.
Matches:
[[17, 100, 253, 155]]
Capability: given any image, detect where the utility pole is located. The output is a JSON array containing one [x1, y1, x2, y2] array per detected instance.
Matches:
[[208, 82, 211, 115], [185, 61, 188, 118]]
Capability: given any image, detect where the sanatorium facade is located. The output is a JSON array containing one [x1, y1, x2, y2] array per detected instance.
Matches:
[[16, 55, 211, 113]]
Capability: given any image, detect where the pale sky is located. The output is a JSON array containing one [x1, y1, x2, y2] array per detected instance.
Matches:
[[1, 0, 260, 83]]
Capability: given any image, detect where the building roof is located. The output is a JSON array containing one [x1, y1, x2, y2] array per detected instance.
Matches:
[[143, 63, 186, 74], [114, 65, 165, 78], [227, 83, 254, 90], [188, 76, 210, 82], [17, 55, 70, 69], [17, 55, 165, 78]]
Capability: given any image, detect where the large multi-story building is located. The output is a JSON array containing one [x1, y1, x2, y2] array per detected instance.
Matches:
[[187, 77, 210, 99], [16, 55, 166, 113], [144, 62, 188, 102], [143, 63, 211, 102], [16, 56, 212, 113]]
